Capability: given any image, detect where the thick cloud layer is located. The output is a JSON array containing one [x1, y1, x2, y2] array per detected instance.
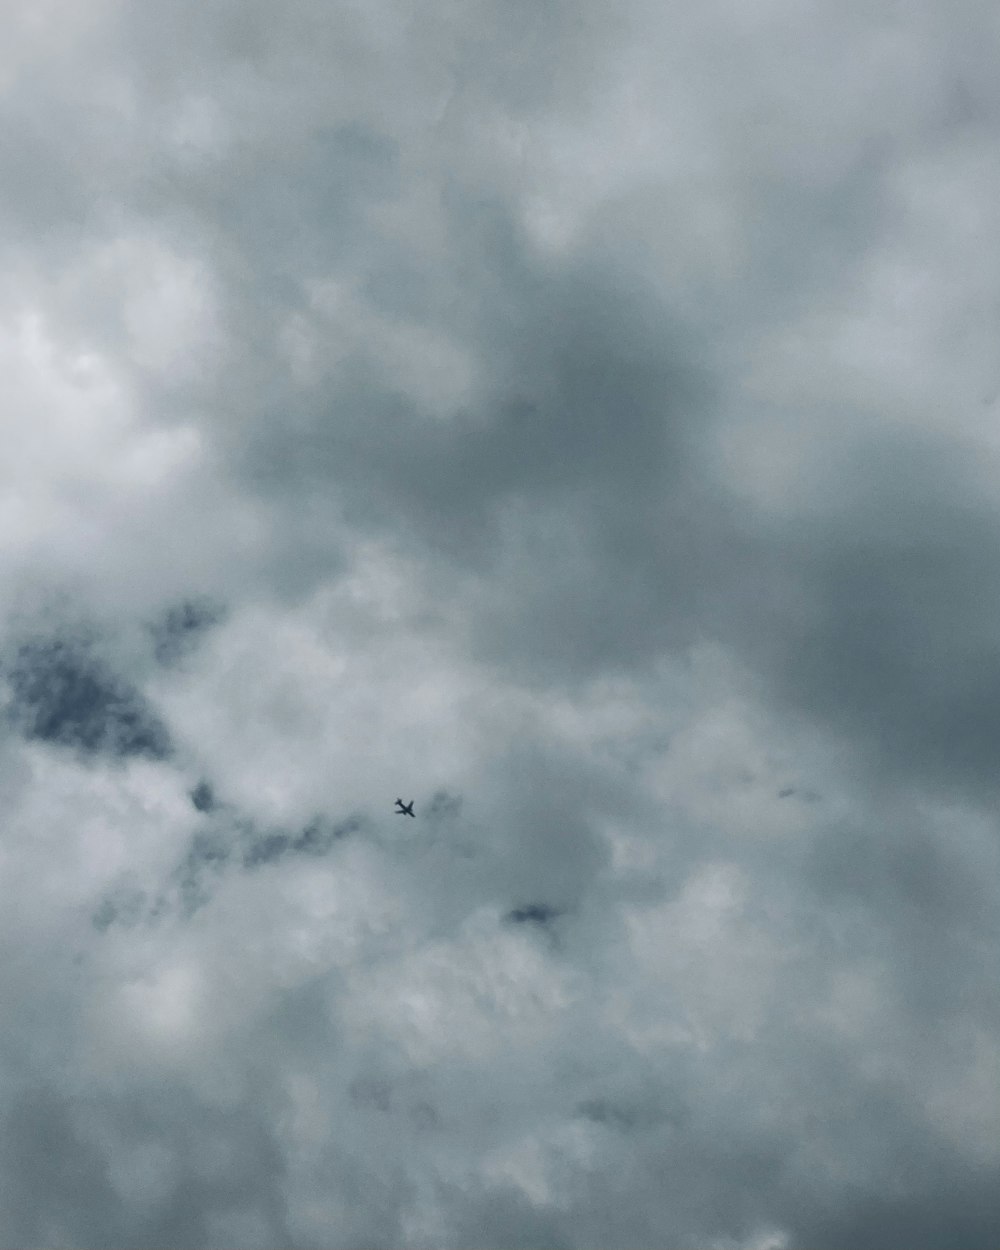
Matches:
[[2, 1, 999, 1247]]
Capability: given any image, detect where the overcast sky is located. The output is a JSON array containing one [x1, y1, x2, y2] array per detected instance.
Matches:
[[2, 1, 999, 1247]]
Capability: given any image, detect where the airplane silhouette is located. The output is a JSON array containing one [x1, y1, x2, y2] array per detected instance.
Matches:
[[394, 798, 415, 817]]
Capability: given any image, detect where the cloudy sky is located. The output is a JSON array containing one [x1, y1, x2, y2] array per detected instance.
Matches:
[[2, 1, 999, 1246]]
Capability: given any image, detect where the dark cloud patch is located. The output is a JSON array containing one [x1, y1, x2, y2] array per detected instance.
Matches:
[[171, 829, 232, 917], [189, 779, 217, 813], [426, 789, 463, 820], [765, 1049, 1000, 1250], [241, 831, 292, 869], [149, 599, 225, 667], [734, 434, 1000, 801], [779, 787, 822, 802], [788, 1162, 1000, 1250], [234, 221, 717, 624], [505, 902, 560, 927], [100, 808, 368, 928], [243, 814, 362, 868], [4, 635, 172, 760], [91, 882, 148, 933], [94, 804, 366, 930], [292, 813, 362, 854], [574, 1066, 691, 1137]]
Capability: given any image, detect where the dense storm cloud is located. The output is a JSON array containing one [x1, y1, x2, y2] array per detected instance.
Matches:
[[1, 1, 999, 1247]]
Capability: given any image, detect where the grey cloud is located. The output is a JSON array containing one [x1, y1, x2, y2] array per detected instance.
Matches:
[[4, 634, 172, 760], [348, 1074, 393, 1114], [444, 1183, 573, 1250], [0, 1087, 124, 1250], [2, 0, 1000, 1246], [240, 813, 362, 869], [426, 789, 463, 820], [241, 830, 292, 868], [505, 903, 560, 927], [570, 1054, 693, 1135], [291, 813, 363, 855], [734, 431, 1000, 801], [172, 829, 233, 917], [233, 236, 716, 611], [0, 96, 106, 251], [95, 801, 366, 928], [151, 600, 225, 667], [92, 882, 148, 933], [791, 1167, 1000, 1250], [0, 1084, 292, 1250], [189, 779, 217, 813]]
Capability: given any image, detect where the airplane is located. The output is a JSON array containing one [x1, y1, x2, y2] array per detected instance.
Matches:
[[394, 798, 415, 817]]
